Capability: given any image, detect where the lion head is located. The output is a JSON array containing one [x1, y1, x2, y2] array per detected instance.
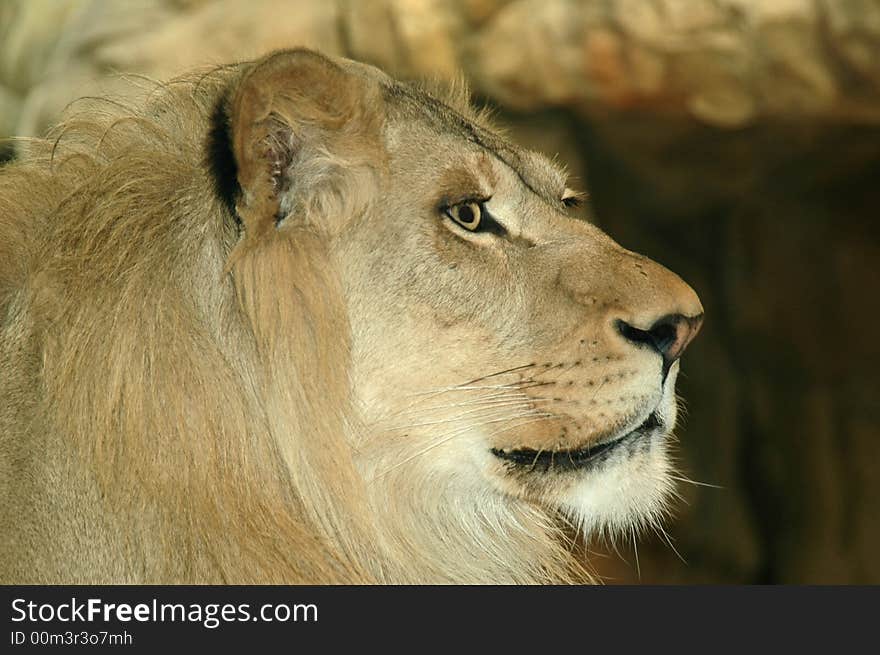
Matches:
[[0, 49, 701, 584]]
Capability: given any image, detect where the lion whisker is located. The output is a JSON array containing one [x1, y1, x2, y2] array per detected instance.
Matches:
[[631, 526, 641, 580], [369, 411, 554, 482], [393, 382, 538, 417], [516, 380, 557, 390], [652, 524, 687, 565], [406, 394, 563, 417], [668, 474, 723, 490], [385, 393, 502, 423], [456, 363, 537, 387], [480, 415, 557, 442], [385, 399, 549, 431], [392, 377, 555, 420], [405, 383, 531, 397], [529, 448, 545, 471]]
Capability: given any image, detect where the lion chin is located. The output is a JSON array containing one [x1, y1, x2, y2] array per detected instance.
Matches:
[[554, 364, 682, 538], [0, 48, 702, 584]]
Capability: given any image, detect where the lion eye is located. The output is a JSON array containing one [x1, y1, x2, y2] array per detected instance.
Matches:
[[446, 201, 483, 231], [441, 198, 507, 237]]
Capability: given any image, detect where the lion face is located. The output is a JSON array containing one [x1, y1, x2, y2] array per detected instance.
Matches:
[[225, 49, 702, 568], [328, 74, 703, 537]]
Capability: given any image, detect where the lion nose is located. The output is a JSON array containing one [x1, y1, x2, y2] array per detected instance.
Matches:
[[616, 314, 704, 371]]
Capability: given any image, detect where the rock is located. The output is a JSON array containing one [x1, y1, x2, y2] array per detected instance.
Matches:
[[753, 2, 837, 117], [469, 0, 589, 110], [821, 0, 880, 87]]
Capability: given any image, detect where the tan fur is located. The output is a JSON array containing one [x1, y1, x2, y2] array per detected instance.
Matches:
[[0, 49, 702, 584]]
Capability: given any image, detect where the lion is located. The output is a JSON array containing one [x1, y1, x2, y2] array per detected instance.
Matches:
[[0, 49, 702, 584]]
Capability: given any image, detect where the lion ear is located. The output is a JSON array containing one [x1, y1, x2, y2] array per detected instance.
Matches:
[[229, 49, 383, 238]]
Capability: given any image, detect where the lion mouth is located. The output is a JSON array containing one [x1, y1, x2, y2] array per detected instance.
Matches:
[[491, 411, 662, 472]]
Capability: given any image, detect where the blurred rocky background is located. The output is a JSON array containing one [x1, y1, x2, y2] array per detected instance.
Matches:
[[2, 0, 878, 583]]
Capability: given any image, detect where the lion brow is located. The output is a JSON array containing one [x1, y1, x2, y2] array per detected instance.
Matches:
[[463, 131, 566, 207], [435, 167, 487, 207], [387, 82, 563, 205]]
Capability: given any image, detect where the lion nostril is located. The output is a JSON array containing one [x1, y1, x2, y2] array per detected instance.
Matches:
[[646, 320, 678, 355], [616, 320, 655, 350], [615, 313, 703, 371]]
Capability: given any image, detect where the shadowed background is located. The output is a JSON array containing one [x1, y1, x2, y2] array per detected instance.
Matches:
[[2, 0, 878, 584]]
